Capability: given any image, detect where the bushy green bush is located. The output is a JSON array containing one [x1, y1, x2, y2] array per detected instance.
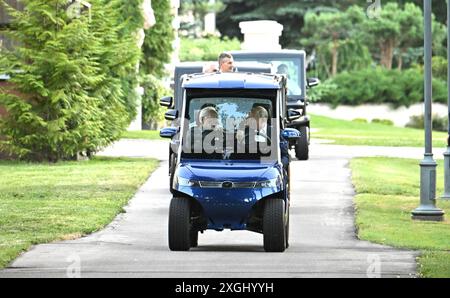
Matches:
[[180, 36, 241, 62], [406, 114, 448, 132], [352, 118, 368, 123], [315, 67, 447, 108], [140, 74, 169, 129], [371, 119, 394, 126], [0, 0, 142, 161]]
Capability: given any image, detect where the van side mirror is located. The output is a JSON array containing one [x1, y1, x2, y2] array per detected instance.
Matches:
[[164, 109, 178, 121], [307, 78, 320, 88], [160, 127, 178, 139], [160, 96, 173, 108], [282, 128, 301, 141], [287, 109, 301, 122]]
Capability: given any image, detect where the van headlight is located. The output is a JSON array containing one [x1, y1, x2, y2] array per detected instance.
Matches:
[[176, 176, 200, 187], [254, 177, 281, 188]]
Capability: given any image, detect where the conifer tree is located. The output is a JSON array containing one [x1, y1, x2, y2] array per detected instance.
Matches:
[[0, 0, 143, 161]]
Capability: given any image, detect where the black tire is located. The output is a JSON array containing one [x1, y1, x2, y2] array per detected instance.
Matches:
[[263, 199, 286, 252], [190, 230, 198, 248], [168, 197, 191, 251], [295, 126, 309, 160], [285, 207, 290, 249]]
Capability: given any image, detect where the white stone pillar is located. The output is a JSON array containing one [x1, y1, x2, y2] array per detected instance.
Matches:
[[204, 0, 216, 35], [239, 20, 283, 51]]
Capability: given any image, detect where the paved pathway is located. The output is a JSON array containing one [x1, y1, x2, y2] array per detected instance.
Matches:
[[0, 139, 419, 278]]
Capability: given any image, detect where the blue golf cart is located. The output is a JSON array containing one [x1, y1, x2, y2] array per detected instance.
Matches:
[[159, 72, 301, 252]]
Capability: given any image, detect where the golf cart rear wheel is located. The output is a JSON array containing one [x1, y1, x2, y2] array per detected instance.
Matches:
[[168, 197, 191, 251], [263, 199, 286, 252], [295, 126, 309, 160]]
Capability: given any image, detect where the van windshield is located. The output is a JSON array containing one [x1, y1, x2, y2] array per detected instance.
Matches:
[[180, 92, 278, 161]]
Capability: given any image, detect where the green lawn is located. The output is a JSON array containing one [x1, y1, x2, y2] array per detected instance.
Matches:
[[350, 157, 450, 277], [120, 130, 164, 140], [312, 114, 448, 147], [0, 157, 158, 268]]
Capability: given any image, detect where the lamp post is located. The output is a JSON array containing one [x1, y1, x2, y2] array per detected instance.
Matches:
[[442, 0, 450, 200], [412, 0, 445, 221]]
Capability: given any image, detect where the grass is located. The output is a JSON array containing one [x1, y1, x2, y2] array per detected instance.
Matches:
[[312, 114, 448, 147], [0, 157, 159, 269], [120, 130, 163, 140], [350, 157, 450, 277]]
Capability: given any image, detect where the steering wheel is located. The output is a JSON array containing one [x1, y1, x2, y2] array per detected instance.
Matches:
[[244, 130, 272, 144]]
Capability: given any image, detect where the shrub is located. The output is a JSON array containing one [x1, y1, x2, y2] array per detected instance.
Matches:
[[180, 36, 241, 62], [315, 67, 447, 108], [406, 114, 448, 132], [352, 118, 368, 123], [140, 74, 169, 130], [371, 119, 394, 126]]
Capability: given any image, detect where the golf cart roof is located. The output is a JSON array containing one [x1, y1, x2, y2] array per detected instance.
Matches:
[[182, 72, 283, 90]]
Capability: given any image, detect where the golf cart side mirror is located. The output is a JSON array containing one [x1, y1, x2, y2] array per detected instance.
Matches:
[[282, 128, 301, 141], [160, 127, 178, 139], [307, 78, 320, 88], [287, 109, 301, 122], [164, 109, 178, 121], [160, 96, 173, 108]]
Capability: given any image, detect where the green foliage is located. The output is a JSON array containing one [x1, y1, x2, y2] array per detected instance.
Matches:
[[301, 5, 371, 78], [406, 114, 448, 132], [352, 118, 368, 124], [0, 0, 143, 161], [371, 119, 394, 126], [141, 0, 174, 78], [180, 36, 241, 62], [307, 80, 337, 103], [140, 74, 168, 129], [217, 0, 361, 48], [431, 56, 448, 80], [316, 67, 447, 108]]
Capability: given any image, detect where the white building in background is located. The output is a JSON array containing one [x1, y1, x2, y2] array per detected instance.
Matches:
[[239, 20, 283, 51]]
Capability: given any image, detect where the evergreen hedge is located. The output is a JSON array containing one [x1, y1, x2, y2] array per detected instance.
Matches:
[[0, 0, 143, 161], [312, 67, 447, 108]]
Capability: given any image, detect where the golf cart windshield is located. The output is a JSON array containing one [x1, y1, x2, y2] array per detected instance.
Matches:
[[234, 58, 301, 96], [180, 89, 278, 161]]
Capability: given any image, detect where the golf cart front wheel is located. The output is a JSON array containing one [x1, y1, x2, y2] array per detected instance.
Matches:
[[263, 199, 286, 252], [168, 197, 192, 251]]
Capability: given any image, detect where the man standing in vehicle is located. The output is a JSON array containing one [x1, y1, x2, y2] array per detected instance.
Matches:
[[218, 52, 235, 73]]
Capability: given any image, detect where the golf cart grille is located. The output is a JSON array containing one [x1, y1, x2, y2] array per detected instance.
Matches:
[[198, 181, 256, 189]]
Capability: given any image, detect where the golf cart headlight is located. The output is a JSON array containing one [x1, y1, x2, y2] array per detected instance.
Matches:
[[177, 176, 200, 187], [254, 177, 281, 188]]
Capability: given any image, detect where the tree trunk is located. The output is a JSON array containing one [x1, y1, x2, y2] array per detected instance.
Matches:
[[380, 39, 395, 69], [397, 48, 405, 71], [331, 39, 339, 77]]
